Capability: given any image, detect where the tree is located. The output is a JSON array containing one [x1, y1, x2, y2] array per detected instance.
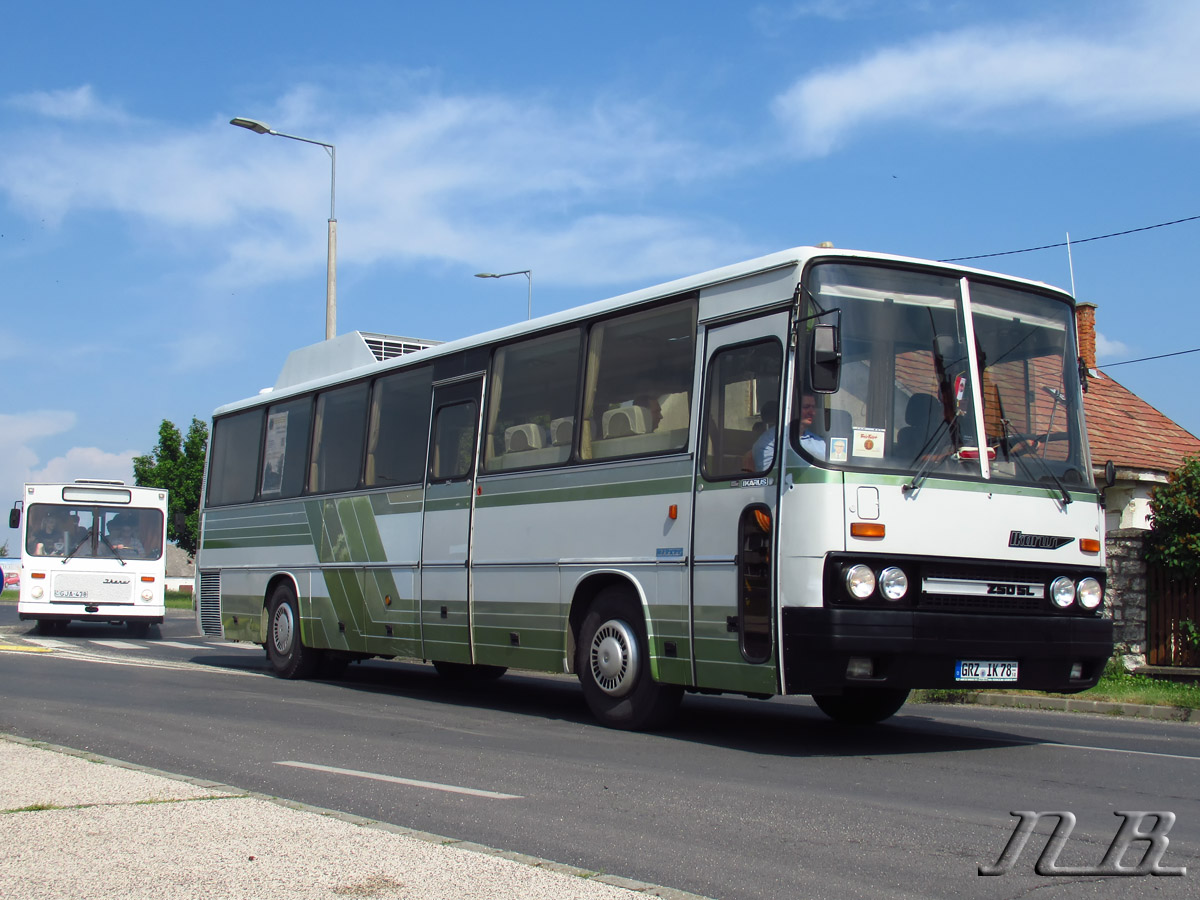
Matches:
[[1147, 455, 1200, 578], [133, 418, 208, 556]]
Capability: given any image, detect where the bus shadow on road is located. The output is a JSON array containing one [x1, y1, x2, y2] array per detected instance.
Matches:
[[281, 659, 1041, 759]]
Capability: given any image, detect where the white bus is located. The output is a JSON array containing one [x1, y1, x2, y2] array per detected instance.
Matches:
[[195, 246, 1113, 728], [11, 480, 169, 636]]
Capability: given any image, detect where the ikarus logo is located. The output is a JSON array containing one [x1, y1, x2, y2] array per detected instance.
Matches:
[[1008, 531, 1073, 550], [103, 577, 132, 585]]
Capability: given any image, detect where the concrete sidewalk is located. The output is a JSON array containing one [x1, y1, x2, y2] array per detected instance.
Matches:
[[0, 734, 703, 900]]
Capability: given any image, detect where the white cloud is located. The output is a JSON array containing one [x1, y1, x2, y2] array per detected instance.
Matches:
[[28, 446, 138, 486], [1095, 331, 1131, 361], [0, 84, 747, 288], [6, 85, 132, 124], [772, 5, 1200, 155]]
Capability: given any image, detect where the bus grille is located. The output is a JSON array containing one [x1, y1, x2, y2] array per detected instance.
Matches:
[[198, 571, 222, 636]]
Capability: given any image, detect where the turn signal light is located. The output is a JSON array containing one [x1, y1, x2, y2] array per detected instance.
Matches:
[[1080, 538, 1101, 554], [850, 522, 885, 538]]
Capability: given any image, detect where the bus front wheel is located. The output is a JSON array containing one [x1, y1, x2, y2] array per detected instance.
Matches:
[[812, 687, 910, 725], [266, 584, 317, 679], [576, 588, 681, 731]]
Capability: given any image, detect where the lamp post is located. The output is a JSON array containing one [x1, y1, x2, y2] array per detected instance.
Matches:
[[230, 117, 338, 341], [474, 269, 533, 320]]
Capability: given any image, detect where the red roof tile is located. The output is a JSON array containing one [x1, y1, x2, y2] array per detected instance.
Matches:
[[1083, 371, 1200, 474]]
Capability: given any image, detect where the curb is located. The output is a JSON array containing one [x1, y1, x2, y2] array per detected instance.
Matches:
[[1, 732, 711, 900], [914, 693, 1198, 722]]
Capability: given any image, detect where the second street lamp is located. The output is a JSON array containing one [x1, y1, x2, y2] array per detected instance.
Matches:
[[475, 269, 533, 320], [231, 117, 338, 341]]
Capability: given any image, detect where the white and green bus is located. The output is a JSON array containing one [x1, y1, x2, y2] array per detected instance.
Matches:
[[195, 246, 1112, 728], [12, 480, 169, 636]]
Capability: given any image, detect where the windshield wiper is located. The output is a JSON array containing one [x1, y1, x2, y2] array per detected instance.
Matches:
[[902, 416, 954, 496], [997, 415, 1072, 507], [100, 532, 127, 565], [61, 532, 92, 565]]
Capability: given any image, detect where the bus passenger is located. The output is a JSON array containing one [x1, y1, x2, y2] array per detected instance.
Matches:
[[32, 511, 66, 556]]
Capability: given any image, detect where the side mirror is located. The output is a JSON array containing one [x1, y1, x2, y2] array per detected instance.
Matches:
[[173, 511, 187, 532], [9, 503, 21, 530], [809, 323, 841, 394], [1104, 459, 1116, 488]]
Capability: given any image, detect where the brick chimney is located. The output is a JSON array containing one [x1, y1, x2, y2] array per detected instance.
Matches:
[[1075, 301, 1097, 373]]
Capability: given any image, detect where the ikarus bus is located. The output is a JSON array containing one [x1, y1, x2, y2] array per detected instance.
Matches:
[[194, 246, 1113, 729], [12, 480, 169, 636]]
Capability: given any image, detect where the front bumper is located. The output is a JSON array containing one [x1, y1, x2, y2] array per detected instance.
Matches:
[[782, 607, 1113, 695]]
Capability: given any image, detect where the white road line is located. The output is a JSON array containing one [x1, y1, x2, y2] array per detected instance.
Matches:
[[205, 642, 263, 651], [24, 639, 71, 650], [157, 641, 203, 649], [1045, 741, 1200, 763], [89, 640, 146, 650], [275, 761, 523, 799]]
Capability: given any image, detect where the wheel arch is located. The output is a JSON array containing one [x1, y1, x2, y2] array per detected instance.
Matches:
[[262, 571, 303, 644], [565, 570, 648, 675]]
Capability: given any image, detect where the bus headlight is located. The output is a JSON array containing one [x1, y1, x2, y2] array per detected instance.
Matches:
[[31, 585, 44, 600], [141, 589, 154, 601], [1077, 577, 1103, 610], [879, 567, 908, 601], [1050, 576, 1075, 608], [845, 564, 876, 599]]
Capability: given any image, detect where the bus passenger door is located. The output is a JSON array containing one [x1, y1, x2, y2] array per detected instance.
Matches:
[[420, 377, 483, 664], [691, 314, 787, 694]]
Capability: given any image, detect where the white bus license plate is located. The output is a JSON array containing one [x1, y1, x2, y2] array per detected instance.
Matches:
[[955, 661, 1018, 682]]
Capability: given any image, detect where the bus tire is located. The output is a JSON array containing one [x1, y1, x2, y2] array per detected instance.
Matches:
[[812, 687, 910, 725], [432, 660, 508, 682], [127, 621, 150, 638], [266, 583, 317, 679], [576, 587, 681, 731], [36, 619, 61, 636]]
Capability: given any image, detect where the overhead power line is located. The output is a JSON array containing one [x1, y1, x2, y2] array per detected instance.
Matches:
[[1098, 347, 1200, 369], [940, 214, 1200, 262]]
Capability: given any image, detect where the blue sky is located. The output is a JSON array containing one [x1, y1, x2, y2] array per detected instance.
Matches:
[[3, 0, 1199, 524]]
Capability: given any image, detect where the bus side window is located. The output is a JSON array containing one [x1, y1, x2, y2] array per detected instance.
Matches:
[[483, 329, 581, 472], [309, 382, 370, 494], [365, 367, 432, 487], [260, 397, 312, 500], [581, 298, 696, 460], [207, 409, 264, 507]]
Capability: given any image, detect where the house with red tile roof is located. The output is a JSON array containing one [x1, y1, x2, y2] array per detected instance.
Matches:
[[1077, 303, 1200, 531]]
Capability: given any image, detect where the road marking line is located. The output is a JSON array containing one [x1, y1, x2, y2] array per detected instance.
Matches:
[[0, 643, 54, 653], [205, 642, 263, 651], [1045, 741, 1200, 763], [25, 639, 71, 649], [89, 640, 147, 650], [156, 641, 202, 649], [275, 761, 523, 799]]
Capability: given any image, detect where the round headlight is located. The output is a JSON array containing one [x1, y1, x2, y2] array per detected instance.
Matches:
[[1050, 576, 1075, 608], [141, 588, 154, 601], [844, 564, 876, 599], [1077, 577, 1102, 610], [879, 566, 908, 601], [31, 585, 44, 600]]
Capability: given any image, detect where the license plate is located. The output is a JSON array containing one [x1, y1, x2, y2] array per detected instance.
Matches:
[[955, 660, 1018, 682]]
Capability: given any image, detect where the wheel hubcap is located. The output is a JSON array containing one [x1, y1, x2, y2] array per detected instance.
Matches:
[[590, 619, 639, 697], [272, 603, 294, 655]]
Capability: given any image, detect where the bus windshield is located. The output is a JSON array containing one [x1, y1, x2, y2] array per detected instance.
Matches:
[[24, 503, 165, 561], [796, 261, 1093, 489]]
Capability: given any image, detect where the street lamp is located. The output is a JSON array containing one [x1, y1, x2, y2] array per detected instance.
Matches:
[[230, 117, 338, 341], [475, 269, 533, 320]]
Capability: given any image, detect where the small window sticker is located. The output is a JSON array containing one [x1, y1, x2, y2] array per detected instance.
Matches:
[[852, 428, 886, 459], [829, 437, 849, 463]]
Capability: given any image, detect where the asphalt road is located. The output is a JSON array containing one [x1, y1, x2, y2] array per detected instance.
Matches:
[[1, 603, 1197, 900]]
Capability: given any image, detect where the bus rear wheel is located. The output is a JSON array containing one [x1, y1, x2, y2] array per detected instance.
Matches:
[[266, 583, 317, 679], [576, 588, 681, 731], [812, 687, 910, 725]]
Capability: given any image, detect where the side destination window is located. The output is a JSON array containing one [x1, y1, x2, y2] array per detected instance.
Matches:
[[484, 329, 581, 471], [701, 340, 783, 480], [365, 367, 432, 487], [260, 397, 313, 499], [580, 298, 697, 461], [206, 409, 263, 507], [309, 382, 369, 494]]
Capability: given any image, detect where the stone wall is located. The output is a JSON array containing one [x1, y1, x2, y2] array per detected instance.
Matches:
[[1105, 528, 1148, 670]]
